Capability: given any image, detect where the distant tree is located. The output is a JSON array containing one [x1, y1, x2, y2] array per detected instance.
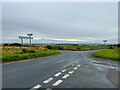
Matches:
[[109, 47, 113, 49], [58, 46, 64, 50], [73, 44, 78, 46], [77, 47, 80, 49], [23, 44, 30, 47], [112, 44, 117, 46], [45, 45, 53, 49], [3, 43, 9, 46], [52, 45, 64, 50], [10, 43, 22, 46], [117, 44, 120, 48]]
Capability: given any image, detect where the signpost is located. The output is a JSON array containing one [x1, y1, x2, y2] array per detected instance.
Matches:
[[27, 34, 33, 49], [103, 40, 107, 49], [19, 34, 33, 49]]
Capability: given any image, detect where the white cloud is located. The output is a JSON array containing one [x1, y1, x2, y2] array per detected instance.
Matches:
[[33, 38, 87, 42], [48, 38, 87, 42]]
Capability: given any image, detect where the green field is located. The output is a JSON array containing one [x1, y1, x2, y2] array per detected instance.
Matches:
[[1, 45, 118, 63], [45, 45, 107, 51], [92, 49, 120, 61], [1, 47, 61, 63]]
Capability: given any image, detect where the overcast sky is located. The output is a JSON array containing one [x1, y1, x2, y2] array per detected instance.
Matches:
[[2, 2, 118, 44]]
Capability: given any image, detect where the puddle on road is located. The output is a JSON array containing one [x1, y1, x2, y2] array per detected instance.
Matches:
[[92, 61, 119, 71], [93, 62, 109, 66]]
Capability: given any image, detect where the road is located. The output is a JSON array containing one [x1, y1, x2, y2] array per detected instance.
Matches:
[[2, 50, 119, 89]]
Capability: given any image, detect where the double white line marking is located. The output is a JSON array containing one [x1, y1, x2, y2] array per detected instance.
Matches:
[[68, 70, 74, 74], [74, 64, 81, 70], [53, 80, 63, 86], [77, 64, 81, 67], [54, 72, 62, 77], [62, 74, 69, 79], [61, 69, 67, 72], [31, 64, 81, 89], [30, 85, 41, 90], [74, 67, 78, 70], [43, 77, 53, 84]]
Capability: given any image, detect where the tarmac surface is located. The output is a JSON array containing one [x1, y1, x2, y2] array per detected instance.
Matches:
[[2, 50, 119, 89]]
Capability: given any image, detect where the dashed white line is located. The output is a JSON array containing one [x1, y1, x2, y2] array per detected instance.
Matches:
[[30, 64, 81, 89], [46, 88, 52, 90], [72, 64, 74, 66], [61, 69, 67, 72], [68, 70, 74, 74], [30, 84, 41, 90], [62, 74, 69, 79], [53, 80, 63, 86], [43, 77, 53, 84], [54, 72, 62, 77], [78, 65, 80, 67], [74, 67, 78, 70]]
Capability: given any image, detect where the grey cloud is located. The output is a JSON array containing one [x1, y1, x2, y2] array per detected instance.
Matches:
[[2, 2, 118, 44]]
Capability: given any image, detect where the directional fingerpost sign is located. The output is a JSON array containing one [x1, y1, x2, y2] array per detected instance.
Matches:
[[27, 33, 33, 49], [103, 40, 107, 49], [19, 34, 33, 49]]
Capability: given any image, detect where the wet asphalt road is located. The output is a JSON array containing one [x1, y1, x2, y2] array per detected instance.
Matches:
[[2, 50, 119, 89]]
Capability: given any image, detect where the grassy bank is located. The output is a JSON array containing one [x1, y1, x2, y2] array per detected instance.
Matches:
[[2, 49, 61, 63], [92, 49, 120, 61]]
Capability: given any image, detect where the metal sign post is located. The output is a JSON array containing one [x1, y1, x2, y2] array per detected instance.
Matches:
[[103, 40, 107, 49], [21, 38, 23, 49], [19, 35, 33, 49], [27, 34, 33, 49]]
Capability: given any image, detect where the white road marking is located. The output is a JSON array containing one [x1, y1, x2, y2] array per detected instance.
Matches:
[[62, 74, 69, 79], [68, 70, 74, 74], [77, 65, 81, 67], [61, 69, 67, 72], [74, 67, 78, 70], [54, 72, 62, 77], [46, 88, 52, 90], [53, 80, 63, 86], [30, 85, 41, 90], [43, 77, 53, 84]]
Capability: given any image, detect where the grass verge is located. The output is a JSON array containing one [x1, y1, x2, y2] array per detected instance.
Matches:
[[2, 50, 61, 63], [92, 49, 120, 61]]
